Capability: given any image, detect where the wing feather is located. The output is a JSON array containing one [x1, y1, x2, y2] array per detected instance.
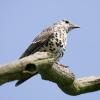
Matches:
[[15, 27, 54, 86], [20, 27, 53, 58]]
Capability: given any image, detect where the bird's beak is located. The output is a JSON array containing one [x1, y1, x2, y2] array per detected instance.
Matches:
[[73, 25, 80, 28], [68, 22, 80, 32], [70, 23, 80, 29]]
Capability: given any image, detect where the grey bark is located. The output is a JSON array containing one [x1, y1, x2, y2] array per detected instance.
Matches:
[[0, 52, 100, 96]]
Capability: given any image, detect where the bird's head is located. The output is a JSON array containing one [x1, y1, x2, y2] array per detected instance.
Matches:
[[55, 20, 80, 32]]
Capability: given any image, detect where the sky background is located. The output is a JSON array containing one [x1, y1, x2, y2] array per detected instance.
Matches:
[[0, 0, 100, 100]]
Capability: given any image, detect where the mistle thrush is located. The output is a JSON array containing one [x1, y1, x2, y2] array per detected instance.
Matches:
[[15, 20, 80, 86]]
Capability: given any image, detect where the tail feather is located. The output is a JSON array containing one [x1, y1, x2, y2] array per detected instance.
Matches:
[[15, 72, 38, 86]]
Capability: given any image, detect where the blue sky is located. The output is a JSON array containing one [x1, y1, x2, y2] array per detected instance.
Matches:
[[0, 0, 100, 99]]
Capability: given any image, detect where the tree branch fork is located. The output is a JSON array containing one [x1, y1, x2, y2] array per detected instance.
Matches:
[[0, 52, 100, 96]]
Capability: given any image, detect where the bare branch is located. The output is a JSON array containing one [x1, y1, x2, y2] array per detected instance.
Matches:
[[0, 52, 54, 85], [0, 52, 100, 95]]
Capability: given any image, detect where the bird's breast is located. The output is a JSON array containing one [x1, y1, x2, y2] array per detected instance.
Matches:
[[40, 29, 67, 60]]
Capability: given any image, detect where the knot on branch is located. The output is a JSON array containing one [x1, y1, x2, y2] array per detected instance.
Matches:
[[24, 63, 37, 74]]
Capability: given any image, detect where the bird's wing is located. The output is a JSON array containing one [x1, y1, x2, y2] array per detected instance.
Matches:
[[15, 27, 53, 86], [19, 27, 53, 58]]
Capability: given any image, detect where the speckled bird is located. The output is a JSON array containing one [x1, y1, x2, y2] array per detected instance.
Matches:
[[15, 20, 80, 86]]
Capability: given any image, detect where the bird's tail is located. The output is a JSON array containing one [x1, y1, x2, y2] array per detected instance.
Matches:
[[15, 72, 38, 86]]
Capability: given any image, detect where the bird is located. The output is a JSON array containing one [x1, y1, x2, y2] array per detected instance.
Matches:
[[15, 20, 80, 86]]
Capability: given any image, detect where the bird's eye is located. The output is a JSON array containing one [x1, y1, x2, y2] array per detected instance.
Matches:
[[65, 21, 69, 23]]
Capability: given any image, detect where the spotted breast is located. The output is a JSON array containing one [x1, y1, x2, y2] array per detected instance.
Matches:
[[39, 27, 67, 60]]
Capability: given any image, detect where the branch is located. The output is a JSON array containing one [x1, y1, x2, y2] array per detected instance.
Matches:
[[0, 52, 100, 96], [0, 52, 54, 84]]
